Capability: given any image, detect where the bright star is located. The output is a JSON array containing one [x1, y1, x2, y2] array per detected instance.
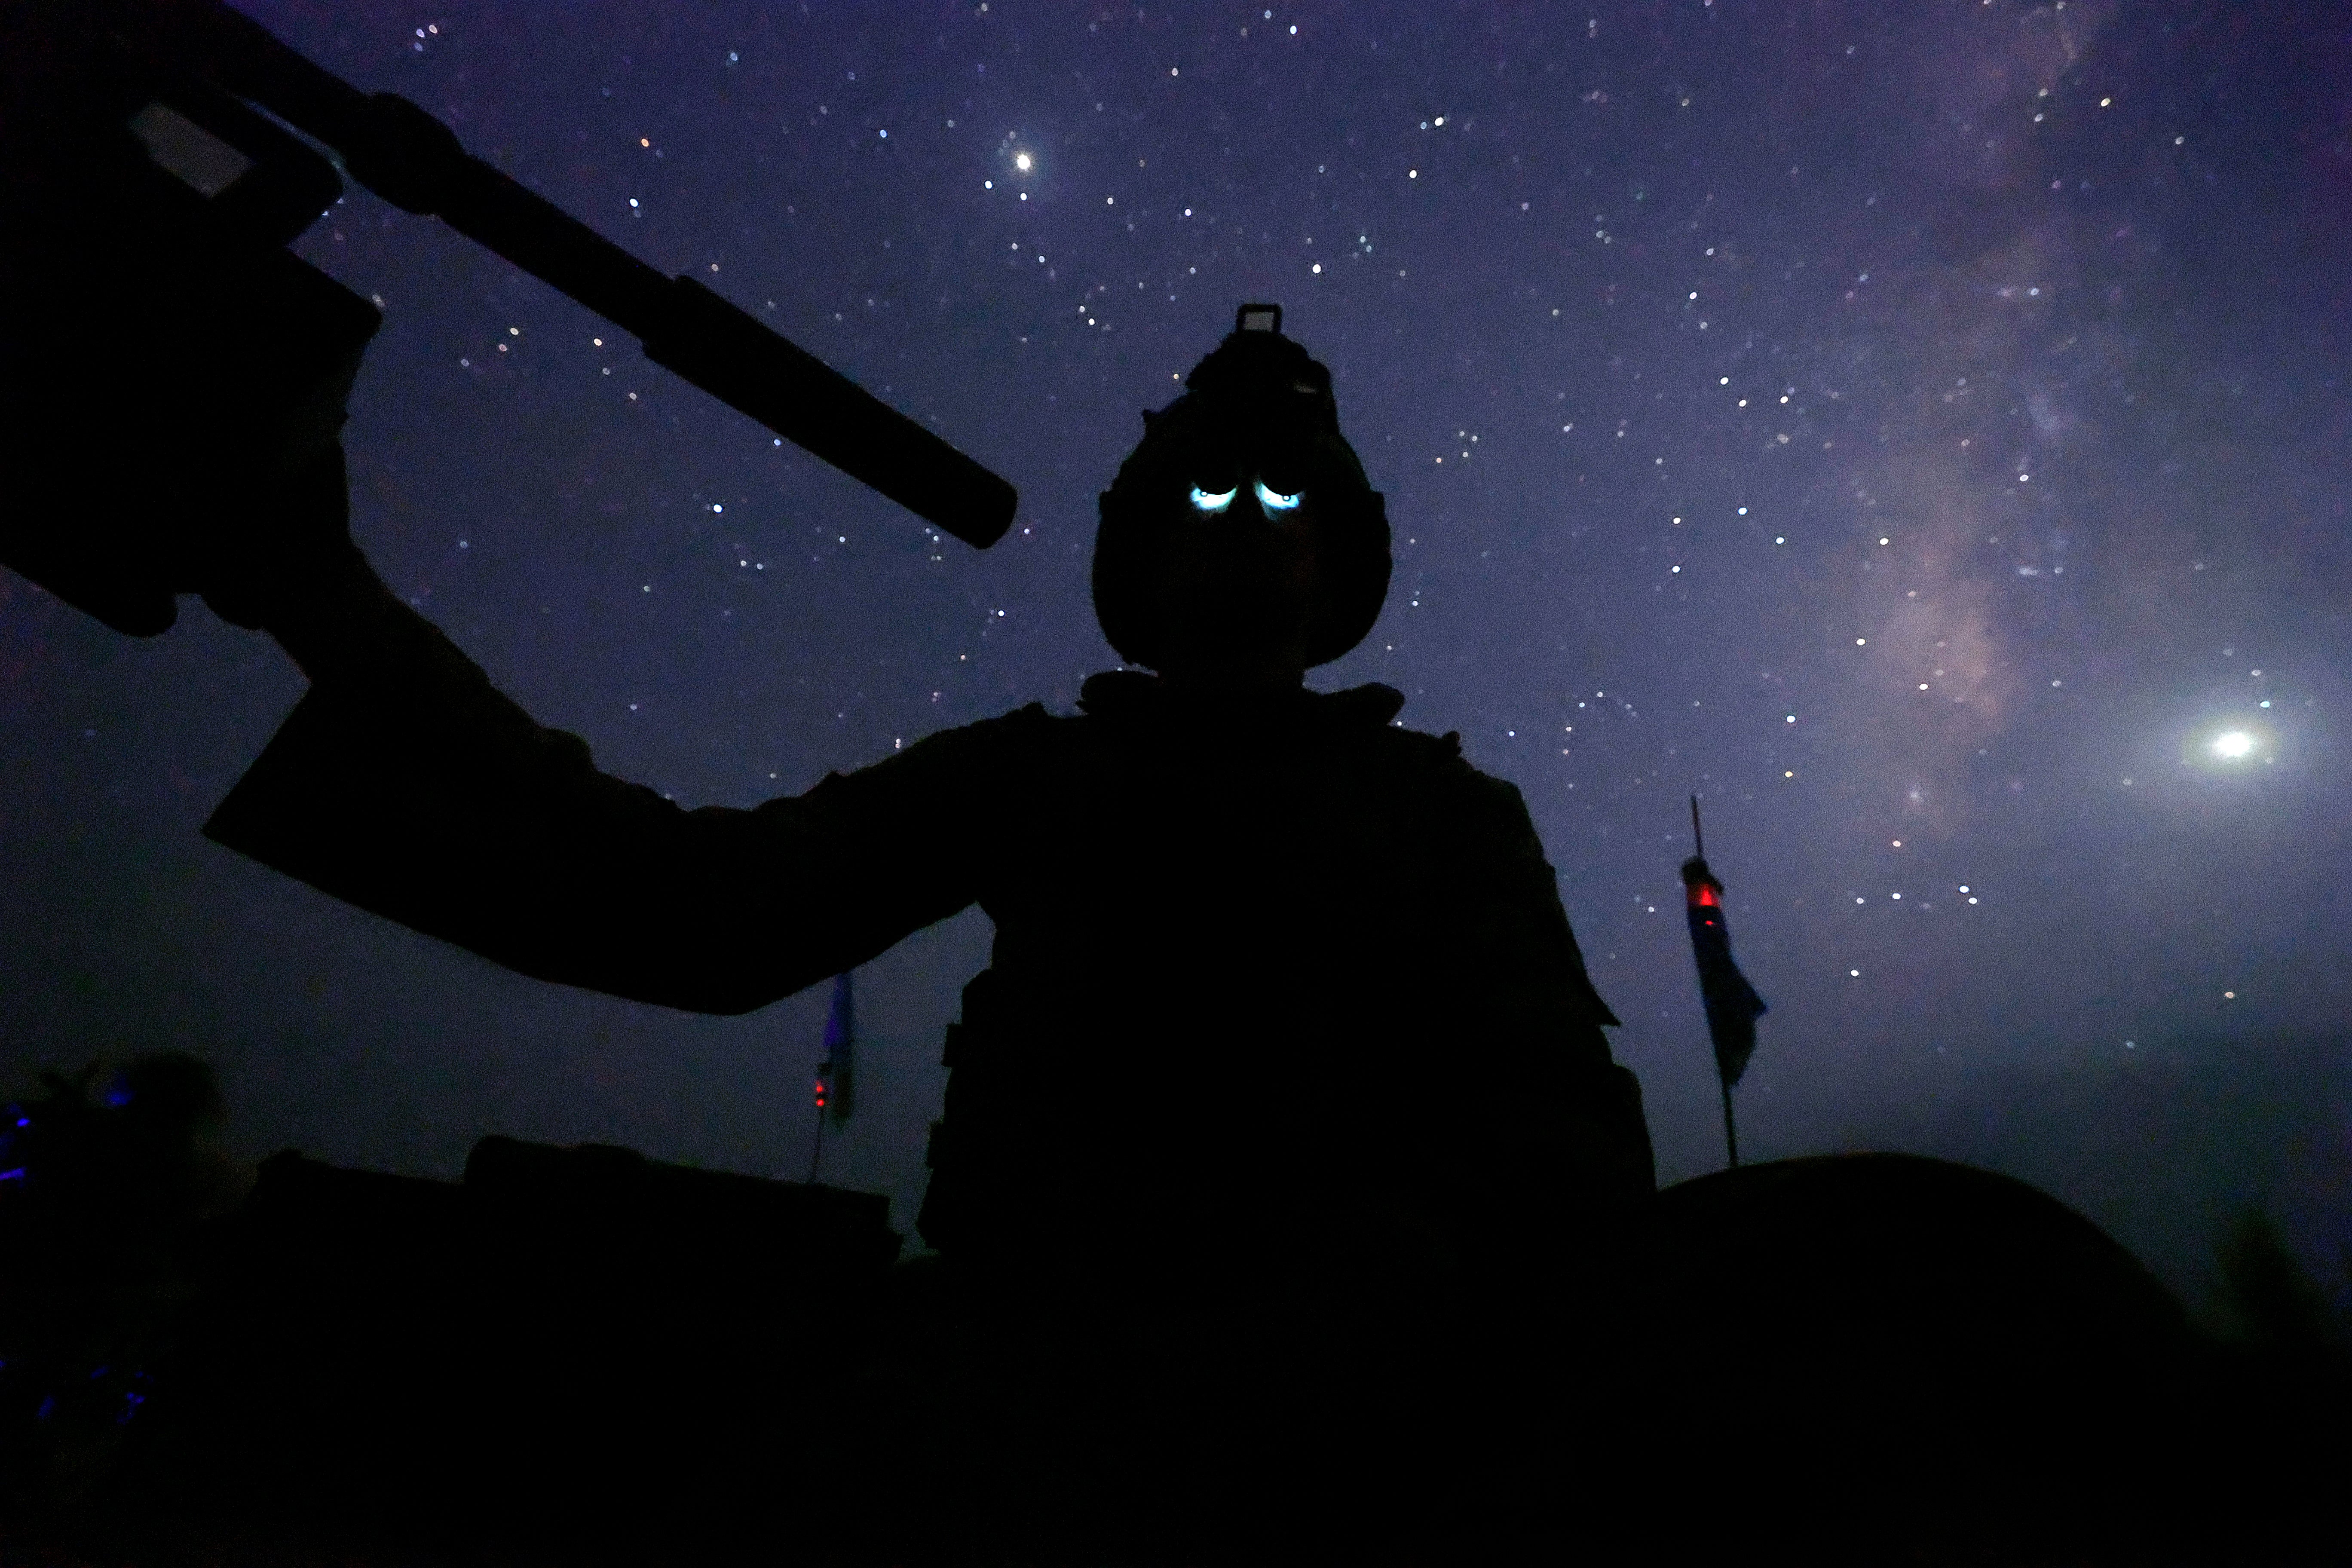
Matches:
[[2212, 730, 2254, 759], [1014, 151, 1033, 171]]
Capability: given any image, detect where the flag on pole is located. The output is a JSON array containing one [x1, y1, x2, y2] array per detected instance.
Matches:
[[814, 970, 855, 1127], [1684, 797, 1766, 1166]]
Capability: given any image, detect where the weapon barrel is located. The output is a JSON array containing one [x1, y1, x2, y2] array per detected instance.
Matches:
[[141, 0, 1016, 548]]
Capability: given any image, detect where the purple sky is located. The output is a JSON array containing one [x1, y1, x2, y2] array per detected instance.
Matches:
[[4, 0, 2348, 1302]]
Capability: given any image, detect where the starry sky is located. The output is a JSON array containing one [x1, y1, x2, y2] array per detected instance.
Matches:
[[4, 0, 2349, 1303]]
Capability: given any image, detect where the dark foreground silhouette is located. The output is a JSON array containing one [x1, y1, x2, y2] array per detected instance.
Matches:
[[8, 13, 2345, 1554], [5, 1061, 2346, 1566]]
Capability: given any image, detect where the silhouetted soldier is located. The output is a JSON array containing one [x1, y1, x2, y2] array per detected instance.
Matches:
[[197, 308, 1653, 1559]]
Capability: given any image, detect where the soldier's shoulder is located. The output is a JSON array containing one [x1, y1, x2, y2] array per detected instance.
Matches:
[[1351, 696, 1483, 780], [1358, 709, 1544, 834]]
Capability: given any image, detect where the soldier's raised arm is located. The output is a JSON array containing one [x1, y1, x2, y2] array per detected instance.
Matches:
[[199, 450, 1014, 1015]]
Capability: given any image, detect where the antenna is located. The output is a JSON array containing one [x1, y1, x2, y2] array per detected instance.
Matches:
[[1690, 794, 1706, 861]]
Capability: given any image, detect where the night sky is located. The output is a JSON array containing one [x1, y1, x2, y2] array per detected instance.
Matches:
[[4, 0, 2348, 1305]]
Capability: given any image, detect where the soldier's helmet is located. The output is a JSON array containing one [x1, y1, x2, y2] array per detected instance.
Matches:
[[1092, 304, 1391, 671]]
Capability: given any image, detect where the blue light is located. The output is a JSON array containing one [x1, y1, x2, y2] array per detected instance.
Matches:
[[1189, 486, 1236, 514], [1254, 479, 1303, 513], [0, 1169, 24, 1182]]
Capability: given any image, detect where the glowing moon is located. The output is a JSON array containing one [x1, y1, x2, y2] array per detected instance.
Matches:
[[1014, 151, 1033, 172], [2212, 730, 2254, 759]]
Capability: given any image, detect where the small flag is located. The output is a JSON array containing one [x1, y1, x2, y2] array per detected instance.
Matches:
[[1684, 797, 1766, 1166], [814, 970, 855, 1127]]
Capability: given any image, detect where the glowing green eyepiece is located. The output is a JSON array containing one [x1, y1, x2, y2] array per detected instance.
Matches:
[[1254, 479, 1303, 514]]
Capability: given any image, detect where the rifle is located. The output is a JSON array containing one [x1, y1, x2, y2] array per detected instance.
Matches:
[[0, 0, 1017, 635]]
